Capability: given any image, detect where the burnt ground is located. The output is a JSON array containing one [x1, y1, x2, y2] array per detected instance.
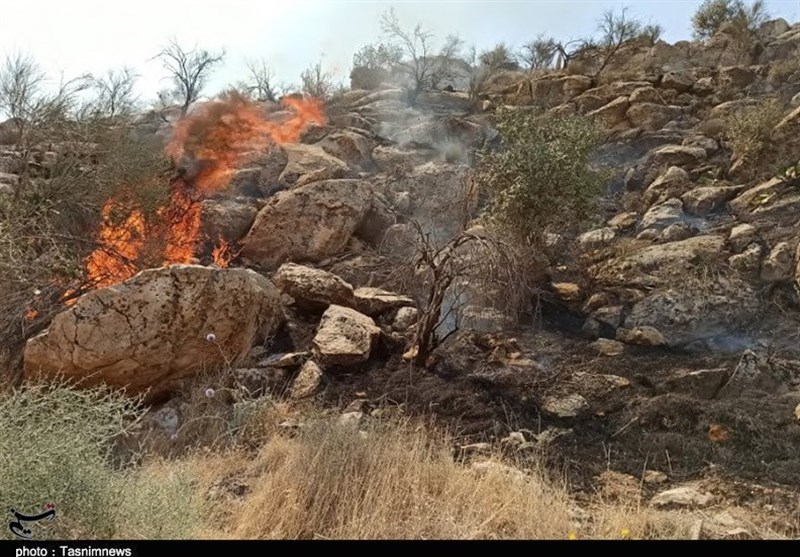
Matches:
[[318, 319, 800, 502]]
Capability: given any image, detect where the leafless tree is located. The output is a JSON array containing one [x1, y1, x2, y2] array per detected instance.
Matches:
[[593, 8, 642, 78], [300, 61, 335, 100], [87, 67, 139, 120], [244, 59, 279, 102], [380, 8, 463, 103], [155, 39, 225, 115], [519, 35, 559, 72]]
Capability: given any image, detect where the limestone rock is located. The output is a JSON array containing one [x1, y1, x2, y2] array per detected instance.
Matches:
[[587, 96, 631, 129], [541, 394, 589, 418], [761, 242, 795, 282], [640, 198, 685, 230], [241, 179, 372, 269], [291, 360, 323, 399], [24, 265, 285, 396], [616, 326, 666, 347], [652, 486, 713, 508], [727, 223, 757, 252], [313, 305, 381, 367], [681, 185, 745, 216], [274, 263, 355, 310], [353, 287, 414, 316], [578, 227, 616, 250], [391, 307, 419, 332], [279, 143, 349, 186], [590, 338, 625, 356], [643, 166, 691, 207]]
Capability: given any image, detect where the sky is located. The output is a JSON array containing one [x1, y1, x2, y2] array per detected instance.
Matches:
[[1, 0, 799, 106]]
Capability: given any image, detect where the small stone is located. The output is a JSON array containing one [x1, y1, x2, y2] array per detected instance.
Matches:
[[541, 394, 589, 418], [392, 306, 419, 332], [502, 431, 526, 446], [459, 442, 492, 455], [338, 411, 363, 427], [590, 338, 625, 356], [552, 282, 582, 301], [643, 470, 668, 485], [290, 360, 323, 399], [608, 212, 639, 230], [651, 485, 713, 508], [617, 326, 666, 347], [728, 223, 757, 252], [794, 402, 800, 422]]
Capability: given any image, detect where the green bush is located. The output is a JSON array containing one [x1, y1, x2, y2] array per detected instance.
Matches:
[[0, 384, 201, 539], [474, 109, 603, 246], [692, 0, 768, 40]]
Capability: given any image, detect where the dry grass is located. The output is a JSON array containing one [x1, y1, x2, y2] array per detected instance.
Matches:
[[192, 416, 692, 540]]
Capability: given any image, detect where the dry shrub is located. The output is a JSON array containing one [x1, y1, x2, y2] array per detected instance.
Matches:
[[723, 98, 784, 165], [226, 418, 575, 539]]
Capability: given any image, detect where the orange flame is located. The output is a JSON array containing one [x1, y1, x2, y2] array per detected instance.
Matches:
[[79, 93, 326, 293], [85, 200, 146, 288], [25, 307, 38, 321], [211, 237, 237, 268]]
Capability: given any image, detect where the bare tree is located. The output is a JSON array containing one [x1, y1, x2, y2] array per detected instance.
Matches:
[[593, 8, 642, 79], [244, 59, 279, 102], [300, 61, 335, 100], [519, 36, 559, 72], [380, 8, 464, 103], [155, 39, 225, 115], [88, 67, 139, 120]]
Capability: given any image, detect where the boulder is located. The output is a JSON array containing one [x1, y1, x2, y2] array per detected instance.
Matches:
[[200, 198, 258, 245], [681, 185, 745, 216], [391, 307, 419, 332], [313, 305, 381, 367], [661, 71, 694, 93], [578, 227, 616, 250], [353, 287, 414, 316], [229, 146, 288, 197], [316, 129, 376, 169], [587, 96, 631, 129], [643, 166, 691, 207], [372, 145, 434, 174], [278, 143, 349, 186], [590, 338, 625, 356], [629, 86, 663, 104], [640, 198, 685, 230], [647, 145, 707, 169], [24, 265, 284, 396], [290, 360, 323, 399], [241, 179, 372, 269], [731, 228, 762, 256], [273, 263, 355, 310], [623, 278, 759, 347], [608, 212, 638, 230], [593, 235, 727, 286], [626, 103, 683, 131], [661, 221, 693, 242], [761, 242, 795, 282], [729, 244, 762, 274]]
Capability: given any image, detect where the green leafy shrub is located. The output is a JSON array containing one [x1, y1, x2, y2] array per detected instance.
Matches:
[[474, 109, 603, 246], [0, 384, 202, 539]]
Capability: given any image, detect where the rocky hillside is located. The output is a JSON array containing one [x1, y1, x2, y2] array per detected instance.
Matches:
[[5, 17, 800, 536]]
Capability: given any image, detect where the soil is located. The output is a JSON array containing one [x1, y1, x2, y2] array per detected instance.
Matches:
[[319, 317, 800, 503]]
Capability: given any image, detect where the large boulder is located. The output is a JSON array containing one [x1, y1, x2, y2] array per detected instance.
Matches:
[[316, 129, 376, 170], [623, 276, 759, 347], [24, 265, 284, 396], [200, 198, 258, 245], [626, 103, 683, 131], [229, 146, 288, 197], [313, 305, 381, 367], [278, 143, 349, 186], [273, 263, 355, 310], [240, 179, 372, 269]]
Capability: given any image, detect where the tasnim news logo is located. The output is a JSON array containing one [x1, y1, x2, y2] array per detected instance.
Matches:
[[8, 504, 56, 539]]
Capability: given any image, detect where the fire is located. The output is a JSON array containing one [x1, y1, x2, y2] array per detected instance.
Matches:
[[79, 93, 326, 291], [25, 307, 38, 321], [211, 237, 237, 268], [85, 200, 146, 288]]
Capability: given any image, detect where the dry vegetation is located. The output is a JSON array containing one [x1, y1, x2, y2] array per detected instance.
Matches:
[[3, 382, 782, 540]]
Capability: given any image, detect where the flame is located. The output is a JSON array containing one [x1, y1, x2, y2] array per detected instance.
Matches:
[[211, 237, 237, 268], [25, 307, 38, 321], [78, 93, 326, 294], [85, 200, 146, 288]]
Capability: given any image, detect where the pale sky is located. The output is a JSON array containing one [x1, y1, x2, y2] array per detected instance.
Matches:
[[1, 0, 799, 106]]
